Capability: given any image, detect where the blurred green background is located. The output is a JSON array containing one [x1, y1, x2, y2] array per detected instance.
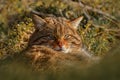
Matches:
[[0, 0, 120, 80]]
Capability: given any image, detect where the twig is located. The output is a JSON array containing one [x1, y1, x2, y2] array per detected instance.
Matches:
[[31, 10, 55, 18], [83, 8, 91, 20], [78, 0, 117, 21], [62, 0, 118, 23]]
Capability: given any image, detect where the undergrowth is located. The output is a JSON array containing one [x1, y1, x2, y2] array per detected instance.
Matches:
[[0, 0, 120, 80], [0, 0, 119, 58]]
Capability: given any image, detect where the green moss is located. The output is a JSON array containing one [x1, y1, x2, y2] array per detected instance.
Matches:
[[0, 17, 34, 58]]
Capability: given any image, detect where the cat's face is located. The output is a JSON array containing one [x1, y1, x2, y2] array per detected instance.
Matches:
[[28, 14, 83, 53]]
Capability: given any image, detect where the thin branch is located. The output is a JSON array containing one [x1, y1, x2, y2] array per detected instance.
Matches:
[[83, 9, 91, 20], [62, 0, 118, 23], [78, 0, 117, 21]]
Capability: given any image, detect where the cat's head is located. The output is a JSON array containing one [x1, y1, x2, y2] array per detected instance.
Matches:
[[29, 14, 83, 53]]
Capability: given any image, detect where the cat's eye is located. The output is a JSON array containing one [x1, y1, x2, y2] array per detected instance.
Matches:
[[47, 35, 56, 40], [47, 36, 51, 39], [64, 34, 71, 39]]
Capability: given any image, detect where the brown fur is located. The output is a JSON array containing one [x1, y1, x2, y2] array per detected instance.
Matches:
[[25, 45, 92, 71], [25, 14, 93, 71], [28, 14, 83, 53]]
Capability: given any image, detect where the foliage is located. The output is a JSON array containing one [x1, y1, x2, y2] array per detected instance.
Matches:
[[0, 0, 119, 58], [0, 0, 120, 79]]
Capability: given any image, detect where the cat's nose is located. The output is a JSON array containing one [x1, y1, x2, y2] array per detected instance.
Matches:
[[56, 42, 66, 50], [58, 40, 66, 48], [58, 42, 63, 48], [58, 40, 68, 49]]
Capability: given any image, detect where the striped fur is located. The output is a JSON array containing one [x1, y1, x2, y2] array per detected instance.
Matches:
[[28, 14, 83, 53]]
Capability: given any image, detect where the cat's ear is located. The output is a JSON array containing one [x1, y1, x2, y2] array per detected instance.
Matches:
[[70, 16, 83, 29], [32, 14, 46, 30]]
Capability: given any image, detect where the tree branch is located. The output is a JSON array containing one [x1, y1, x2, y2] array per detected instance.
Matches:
[[62, 0, 118, 23], [78, 0, 117, 21]]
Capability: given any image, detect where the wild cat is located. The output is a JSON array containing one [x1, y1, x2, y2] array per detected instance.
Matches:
[[26, 13, 94, 65]]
